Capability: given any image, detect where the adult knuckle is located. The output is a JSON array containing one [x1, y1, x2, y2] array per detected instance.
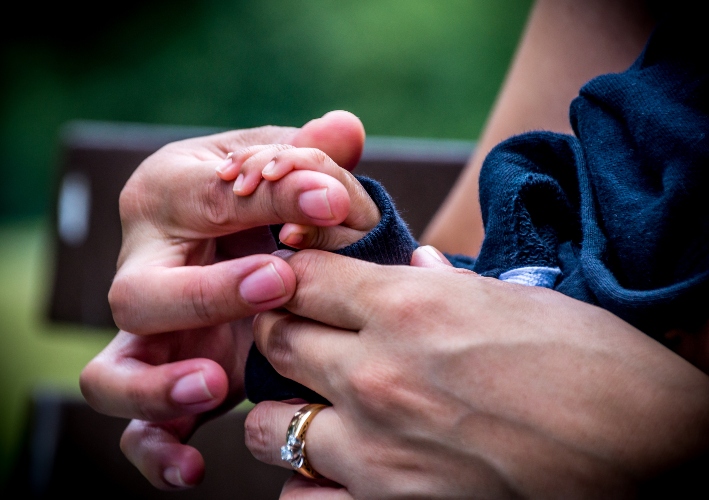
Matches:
[[118, 431, 133, 461], [371, 283, 419, 327], [285, 256, 332, 311], [108, 275, 138, 332], [117, 181, 139, 221], [388, 294, 420, 325], [243, 408, 272, 461], [262, 316, 299, 378], [109, 270, 164, 335], [251, 311, 267, 337], [126, 384, 159, 421], [287, 251, 322, 288], [118, 153, 166, 222], [346, 360, 404, 412], [301, 228, 330, 251], [347, 366, 381, 401], [184, 272, 225, 326], [198, 177, 233, 229], [119, 159, 148, 198], [78, 363, 101, 410], [118, 424, 149, 473], [268, 176, 305, 224]]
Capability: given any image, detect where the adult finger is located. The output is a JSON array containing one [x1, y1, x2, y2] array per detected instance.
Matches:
[[119, 111, 364, 242], [182, 109, 364, 170], [111, 254, 296, 335], [245, 402, 348, 487], [114, 169, 358, 334], [280, 249, 469, 327], [252, 309, 359, 399], [280, 474, 353, 500], [80, 333, 230, 420], [277, 223, 371, 252], [279, 250, 407, 329], [121, 419, 206, 490], [292, 110, 365, 172], [124, 163, 354, 247]]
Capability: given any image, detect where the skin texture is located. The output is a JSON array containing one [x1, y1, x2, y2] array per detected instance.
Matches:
[[245, 248, 709, 499], [80, 110, 372, 489], [79, 0, 709, 497]]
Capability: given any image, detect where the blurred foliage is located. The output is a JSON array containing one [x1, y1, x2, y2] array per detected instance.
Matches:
[[0, 220, 118, 485], [0, 0, 532, 219], [0, 0, 534, 487]]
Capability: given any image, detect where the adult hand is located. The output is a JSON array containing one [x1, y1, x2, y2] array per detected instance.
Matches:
[[245, 247, 709, 499], [80, 110, 367, 489]]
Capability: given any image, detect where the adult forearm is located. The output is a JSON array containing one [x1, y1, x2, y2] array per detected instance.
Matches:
[[421, 0, 655, 256]]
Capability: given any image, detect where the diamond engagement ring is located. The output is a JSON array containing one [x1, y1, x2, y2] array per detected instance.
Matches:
[[280, 403, 328, 479]]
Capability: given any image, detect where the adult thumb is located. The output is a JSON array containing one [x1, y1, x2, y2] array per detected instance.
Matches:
[[290, 110, 365, 171]]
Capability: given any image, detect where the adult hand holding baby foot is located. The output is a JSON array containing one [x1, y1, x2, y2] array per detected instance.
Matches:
[[216, 144, 381, 251], [79, 110, 369, 490]]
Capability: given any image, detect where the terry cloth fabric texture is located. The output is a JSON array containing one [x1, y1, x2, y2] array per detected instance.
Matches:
[[473, 14, 709, 339], [245, 176, 419, 404]]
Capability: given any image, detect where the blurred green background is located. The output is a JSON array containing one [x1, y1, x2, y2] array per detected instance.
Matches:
[[0, 0, 532, 486]]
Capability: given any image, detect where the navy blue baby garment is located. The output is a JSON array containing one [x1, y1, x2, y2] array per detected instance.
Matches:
[[245, 176, 418, 404], [244, 12, 709, 404], [474, 15, 709, 339]]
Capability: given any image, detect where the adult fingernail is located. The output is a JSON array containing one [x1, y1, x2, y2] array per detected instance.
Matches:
[[239, 263, 287, 304], [272, 249, 296, 259], [171, 371, 213, 405], [164, 466, 187, 487], [421, 245, 444, 262], [299, 188, 332, 220]]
